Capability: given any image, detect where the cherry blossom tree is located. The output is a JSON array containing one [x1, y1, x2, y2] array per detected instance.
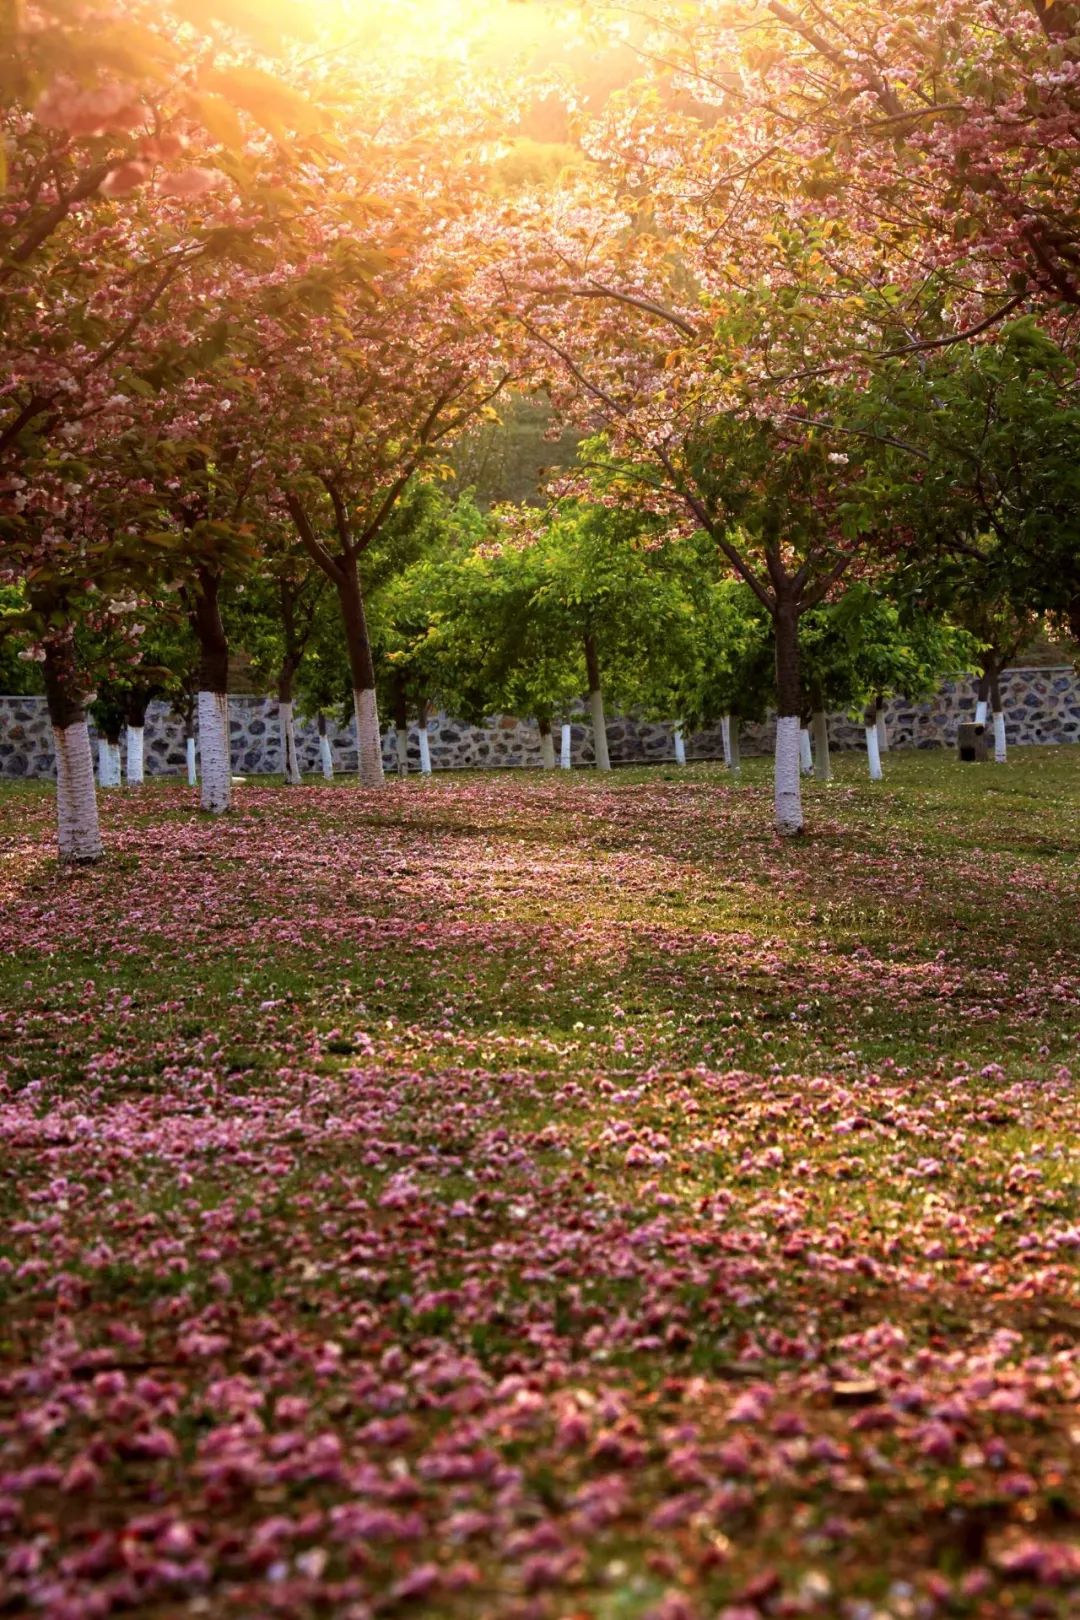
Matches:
[[587, 1, 1080, 335]]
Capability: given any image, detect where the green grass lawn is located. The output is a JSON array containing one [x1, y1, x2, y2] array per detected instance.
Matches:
[[0, 749, 1077, 1618]]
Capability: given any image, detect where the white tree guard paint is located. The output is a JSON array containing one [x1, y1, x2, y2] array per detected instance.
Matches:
[[186, 737, 197, 787], [811, 711, 832, 781], [198, 690, 232, 814], [974, 699, 988, 726], [54, 722, 103, 862], [319, 734, 334, 779], [590, 688, 611, 770], [540, 731, 556, 770], [774, 715, 803, 834], [560, 723, 572, 769], [125, 725, 145, 785], [875, 708, 889, 752], [993, 711, 1007, 763], [278, 701, 302, 785], [109, 742, 122, 786], [865, 725, 883, 781], [395, 726, 409, 776], [417, 729, 432, 775], [728, 719, 742, 775], [353, 688, 385, 786], [799, 728, 813, 775], [720, 714, 732, 768], [97, 739, 115, 787], [673, 727, 687, 766]]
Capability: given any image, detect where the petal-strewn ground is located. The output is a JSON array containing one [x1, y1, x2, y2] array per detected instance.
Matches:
[[1, 751, 1078, 1619]]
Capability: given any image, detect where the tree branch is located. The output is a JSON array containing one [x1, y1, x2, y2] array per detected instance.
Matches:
[[284, 492, 345, 588], [3, 162, 112, 276]]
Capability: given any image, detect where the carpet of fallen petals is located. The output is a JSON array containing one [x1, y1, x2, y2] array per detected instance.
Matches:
[[0, 752, 1077, 1620]]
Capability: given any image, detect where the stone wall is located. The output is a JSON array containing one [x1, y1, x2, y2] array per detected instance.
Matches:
[[0, 666, 1076, 780]]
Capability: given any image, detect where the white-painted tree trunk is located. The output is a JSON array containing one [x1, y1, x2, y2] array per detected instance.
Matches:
[[728, 719, 741, 776], [98, 738, 115, 787], [109, 742, 122, 786], [799, 727, 813, 775], [540, 729, 556, 769], [54, 722, 103, 863], [353, 688, 385, 786], [720, 714, 732, 769], [560, 723, 572, 769], [866, 725, 883, 781], [417, 729, 432, 775], [395, 726, 409, 777], [125, 726, 145, 786], [993, 711, 1007, 763], [673, 728, 686, 766], [186, 736, 197, 787], [974, 698, 988, 726], [278, 701, 302, 785], [319, 734, 334, 779], [197, 690, 231, 814], [875, 707, 889, 752], [774, 715, 803, 834], [812, 711, 832, 782], [590, 688, 611, 771]]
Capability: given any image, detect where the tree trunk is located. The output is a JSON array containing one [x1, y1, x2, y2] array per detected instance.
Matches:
[[197, 692, 231, 812], [98, 738, 113, 787], [584, 632, 611, 771], [865, 705, 883, 780], [181, 709, 197, 786], [317, 711, 334, 780], [728, 718, 741, 775], [974, 670, 990, 727], [673, 727, 686, 766], [191, 569, 231, 814], [124, 691, 148, 786], [417, 701, 432, 775], [990, 669, 1007, 763], [277, 661, 302, 785], [812, 708, 832, 782], [538, 717, 556, 769], [336, 562, 384, 787], [392, 671, 409, 777], [560, 722, 572, 769], [773, 595, 803, 834], [875, 696, 889, 752], [125, 725, 145, 785], [799, 727, 813, 774], [720, 714, 732, 768], [43, 636, 101, 863], [277, 701, 302, 784]]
